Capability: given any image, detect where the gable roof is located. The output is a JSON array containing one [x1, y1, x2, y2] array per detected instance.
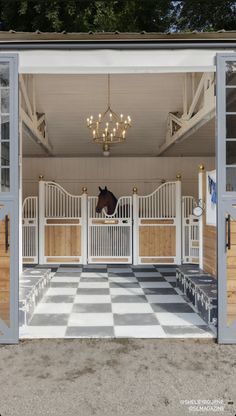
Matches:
[[1, 30, 236, 45]]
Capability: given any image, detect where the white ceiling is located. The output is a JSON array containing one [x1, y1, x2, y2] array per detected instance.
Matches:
[[22, 73, 215, 157]]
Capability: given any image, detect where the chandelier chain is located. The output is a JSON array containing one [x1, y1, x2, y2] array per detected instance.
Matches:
[[107, 73, 110, 108]]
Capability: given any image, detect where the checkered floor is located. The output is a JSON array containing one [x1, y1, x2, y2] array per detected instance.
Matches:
[[21, 265, 216, 339]]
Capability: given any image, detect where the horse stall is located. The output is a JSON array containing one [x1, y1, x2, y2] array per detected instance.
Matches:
[[134, 180, 182, 265], [23, 173, 203, 267], [1, 32, 236, 342], [23, 175, 188, 265], [38, 180, 87, 265]]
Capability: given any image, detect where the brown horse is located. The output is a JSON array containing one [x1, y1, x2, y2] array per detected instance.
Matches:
[[96, 186, 118, 215]]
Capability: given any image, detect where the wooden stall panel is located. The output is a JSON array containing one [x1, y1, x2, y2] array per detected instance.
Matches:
[[0, 217, 10, 326], [139, 225, 176, 257], [91, 258, 129, 263], [140, 219, 174, 225], [227, 218, 236, 325], [46, 219, 80, 225], [45, 225, 81, 257], [23, 258, 34, 264], [203, 226, 217, 276], [202, 171, 217, 276], [140, 257, 174, 264], [46, 257, 81, 263]]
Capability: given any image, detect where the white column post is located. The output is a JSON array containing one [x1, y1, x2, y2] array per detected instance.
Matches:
[[133, 187, 139, 265], [38, 176, 45, 265], [81, 187, 88, 265], [19, 90, 23, 275], [198, 164, 204, 269], [176, 174, 182, 265], [181, 196, 185, 264], [183, 73, 188, 118]]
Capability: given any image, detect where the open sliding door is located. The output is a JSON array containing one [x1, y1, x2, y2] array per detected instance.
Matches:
[[217, 54, 236, 343], [0, 55, 19, 343]]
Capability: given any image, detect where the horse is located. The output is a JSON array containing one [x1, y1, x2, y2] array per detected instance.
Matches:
[[96, 186, 118, 216]]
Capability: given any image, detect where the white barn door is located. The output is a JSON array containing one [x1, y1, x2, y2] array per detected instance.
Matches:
[[0, 55, 19, 344], [217, 54, 236, 344]]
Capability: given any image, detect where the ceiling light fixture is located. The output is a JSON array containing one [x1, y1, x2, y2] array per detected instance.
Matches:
[[87, 74, 131, 156]]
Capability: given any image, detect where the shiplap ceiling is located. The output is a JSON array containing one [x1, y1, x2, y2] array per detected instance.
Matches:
[[22, 73, 215, 157]]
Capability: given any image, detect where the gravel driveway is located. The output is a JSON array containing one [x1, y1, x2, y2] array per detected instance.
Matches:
[[0, 339, 236, 416]]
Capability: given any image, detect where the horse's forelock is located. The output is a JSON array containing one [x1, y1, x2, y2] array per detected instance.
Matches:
[[100, 188, 108, 195]]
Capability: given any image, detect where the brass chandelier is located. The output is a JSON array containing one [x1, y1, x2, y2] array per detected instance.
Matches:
[[87, 74, 131, 156]]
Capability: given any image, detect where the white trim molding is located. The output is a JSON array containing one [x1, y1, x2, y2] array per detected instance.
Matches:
[[14, 49, 232, 74]]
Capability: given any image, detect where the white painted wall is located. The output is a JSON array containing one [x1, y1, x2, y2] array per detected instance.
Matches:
[[22, 156, 215, 200]]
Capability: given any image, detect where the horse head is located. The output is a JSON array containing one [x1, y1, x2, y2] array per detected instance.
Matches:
[[96, 186, 117, 215]]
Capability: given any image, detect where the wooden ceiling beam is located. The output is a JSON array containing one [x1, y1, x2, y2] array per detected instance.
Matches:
[[158, 72, 215, 155], [19, 75, 53, 155]]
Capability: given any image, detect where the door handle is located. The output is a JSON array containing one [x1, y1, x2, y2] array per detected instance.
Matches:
[[226, 214, 231, 250], [5, 215, 9, 252]]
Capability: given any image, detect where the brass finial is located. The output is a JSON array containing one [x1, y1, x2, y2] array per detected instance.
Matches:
[[133, 187, 138, 194], [176, 174, 182, 181], [199, 164, 205, 171], [38, 175, 44, 181], [161, 178, 166, 184], [82, 187, 87, 194]]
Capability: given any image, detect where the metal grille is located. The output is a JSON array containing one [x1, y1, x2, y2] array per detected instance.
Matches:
[[138, 182, 176, 219], [88, 196, 132, 263], [22, 196, 38, 263], [44, 182, 81, 218], [182, 196, 199, 264]]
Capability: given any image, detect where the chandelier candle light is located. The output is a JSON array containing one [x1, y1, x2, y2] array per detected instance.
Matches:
[[87, 74, 132, 156]]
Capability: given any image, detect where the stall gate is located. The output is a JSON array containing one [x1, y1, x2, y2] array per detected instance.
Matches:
[[182, 196, 199, 264], [88, 196, 132, 263], [22, 178, 200, 266], [38, 180, 87, 265], [22, 196, 38, 264], [133, 180, 182, 265]]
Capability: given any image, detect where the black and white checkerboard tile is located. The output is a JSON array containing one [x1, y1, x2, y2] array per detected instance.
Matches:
[[20, 265, 216, 339]]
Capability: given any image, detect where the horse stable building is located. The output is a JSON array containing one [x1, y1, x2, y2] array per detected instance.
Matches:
[[0, 31, 236, 343]]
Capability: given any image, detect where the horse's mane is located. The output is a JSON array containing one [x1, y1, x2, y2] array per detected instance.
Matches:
[[107, 190, 118, 206]]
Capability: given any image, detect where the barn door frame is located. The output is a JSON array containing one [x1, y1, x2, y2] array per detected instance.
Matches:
[[217, 53, 236, 344], [0, 55, 19, 344]]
